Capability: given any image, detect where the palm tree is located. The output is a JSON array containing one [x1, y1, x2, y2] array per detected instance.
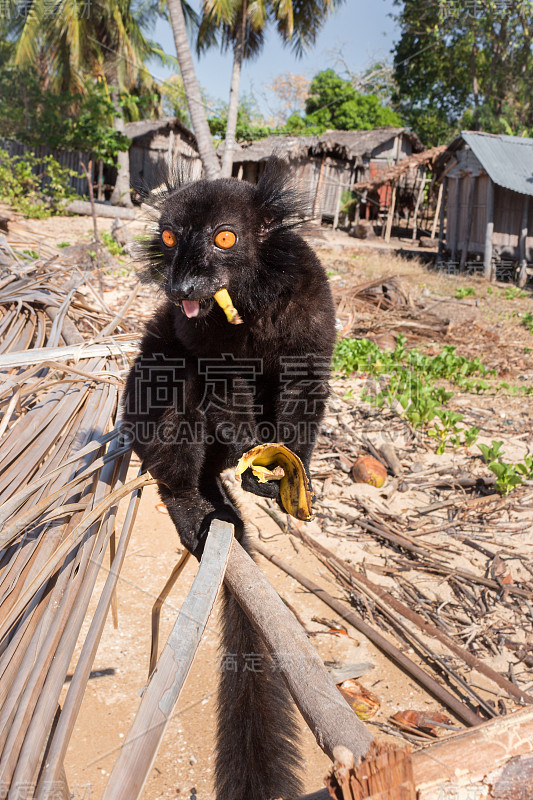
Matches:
[[166, 0, 221, 178], [197, 0, 346, 178], [7, 0, 166, 205]]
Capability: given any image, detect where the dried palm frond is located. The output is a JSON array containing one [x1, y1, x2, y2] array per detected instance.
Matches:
[[0, 247, 148, 796]]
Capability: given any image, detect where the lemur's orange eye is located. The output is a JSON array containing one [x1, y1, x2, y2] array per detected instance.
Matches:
[[161, 229, 177, 247], [214, 230, 236, 249]]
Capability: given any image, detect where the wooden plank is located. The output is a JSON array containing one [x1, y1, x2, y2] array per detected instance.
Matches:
[[450, 177, 461, 261], [518, 194, 529, 287], [384, 184, 397, 243], [101, 520, 233, 800], [459, 173, 476, 271], [431, 181, 443, 240], [483, 179, 495, 281], [411, 169, 427, 241], [437, 178, 447, 260]]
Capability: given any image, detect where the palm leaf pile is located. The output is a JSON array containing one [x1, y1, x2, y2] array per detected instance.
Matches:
[[0, 242, 152, 796]]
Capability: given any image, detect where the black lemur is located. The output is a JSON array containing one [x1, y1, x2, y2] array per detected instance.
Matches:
[[122, 158, 336, 800]]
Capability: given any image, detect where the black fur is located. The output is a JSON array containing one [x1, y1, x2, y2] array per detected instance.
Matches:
[[122, 158, 336, 799]]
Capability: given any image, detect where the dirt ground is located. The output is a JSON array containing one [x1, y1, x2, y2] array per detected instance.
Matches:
[[5, 208, 533, 799]]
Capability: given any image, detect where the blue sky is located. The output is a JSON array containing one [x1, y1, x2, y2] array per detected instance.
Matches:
[[149, 1, 398, 115]]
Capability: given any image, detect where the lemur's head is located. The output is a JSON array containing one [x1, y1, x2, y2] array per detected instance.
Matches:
[[140, 157, 307, 320]]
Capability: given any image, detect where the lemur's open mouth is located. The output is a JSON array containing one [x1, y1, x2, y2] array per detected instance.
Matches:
[[177, 298, 214, 319], [182, 300, 200, 318]]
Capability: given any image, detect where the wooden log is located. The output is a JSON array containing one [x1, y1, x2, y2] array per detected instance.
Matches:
[[459, 173, 476, 272], [225, 539, 374, 762], [65, 200, 136, 220], [518, 194, 529, 288], [293, 707, 533, 800], [483, 178, 495, 281], [412, 706, 533, 799]]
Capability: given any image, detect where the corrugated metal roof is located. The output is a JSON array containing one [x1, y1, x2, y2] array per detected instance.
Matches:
[[461, 131, 533, 196]]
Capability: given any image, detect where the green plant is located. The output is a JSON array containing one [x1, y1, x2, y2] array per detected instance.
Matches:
[[334, 336, 495, 453], [100, 230, 125, 257], [455, 286, 476, 299], [522, 312, 533, 334], [478, 440, 505, 463], [57, 241, 71, 248], [504, 286, 527, 300], [0, 148, 78, 218]]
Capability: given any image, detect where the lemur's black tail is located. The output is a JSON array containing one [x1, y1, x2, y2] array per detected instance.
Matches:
[[215, 535, 302, 800]]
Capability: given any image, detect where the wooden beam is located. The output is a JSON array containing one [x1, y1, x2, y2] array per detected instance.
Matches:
[[518, 194, 529, 288], [483, 178, 495, 281], [459, 173, 476, 272]]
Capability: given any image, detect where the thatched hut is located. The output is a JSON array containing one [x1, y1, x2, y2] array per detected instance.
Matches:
[[124, 117, 201, 194], [230, 128, 424, 226], [437, 131, 533, 283]]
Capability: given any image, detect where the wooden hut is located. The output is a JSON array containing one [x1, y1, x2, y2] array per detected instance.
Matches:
[[230, 128, 424, 227], [437, 131, 533, 283], [124, 117, 201, 194]]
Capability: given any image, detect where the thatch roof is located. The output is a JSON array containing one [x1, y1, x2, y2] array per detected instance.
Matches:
[[314, 128, 424, 160], [353, 144, 447, 191], [231, 128, 424, 166], [230, 134, 318, 163], [124, 116, 197, 150]]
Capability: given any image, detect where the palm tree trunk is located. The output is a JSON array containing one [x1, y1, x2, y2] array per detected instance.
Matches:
[[220, 1, 247, 178], [110, 90, 133, 207], [167, 0, 221, 179]]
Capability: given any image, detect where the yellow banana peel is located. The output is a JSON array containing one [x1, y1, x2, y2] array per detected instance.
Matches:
[[214, 288, 243, 325], [236, 443, 312, 520]]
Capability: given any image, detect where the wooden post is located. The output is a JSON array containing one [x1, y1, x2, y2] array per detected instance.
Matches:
[[384, 182, 397, 243], [518, 194, 529, 287], [459, 173, 476, 272], [437, 178, 447, 262], [313, 156, 326, 219], [450, 177, 461, 263], [411, 168, 427, 241], [431, 181, 443, 239], [483, 178, 495, 281]]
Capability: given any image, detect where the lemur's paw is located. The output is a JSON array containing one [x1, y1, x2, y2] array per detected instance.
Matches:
[[240, 468, 282, 500]]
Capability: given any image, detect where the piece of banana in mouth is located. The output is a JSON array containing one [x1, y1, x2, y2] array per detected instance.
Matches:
[[214, 288, 243, 325]]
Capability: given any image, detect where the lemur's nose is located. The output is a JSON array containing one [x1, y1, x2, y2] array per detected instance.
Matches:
[[181, 284, 195, 297]]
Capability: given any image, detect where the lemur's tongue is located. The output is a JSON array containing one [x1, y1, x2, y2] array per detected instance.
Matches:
[[182, 300, 200, 318]]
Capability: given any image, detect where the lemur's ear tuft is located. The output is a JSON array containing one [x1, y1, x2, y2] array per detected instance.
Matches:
[[255, 157, 308, 231]]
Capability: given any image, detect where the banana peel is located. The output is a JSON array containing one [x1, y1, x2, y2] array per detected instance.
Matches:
[[214, 288, 243, 325], [236, 443, 312, 520]]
